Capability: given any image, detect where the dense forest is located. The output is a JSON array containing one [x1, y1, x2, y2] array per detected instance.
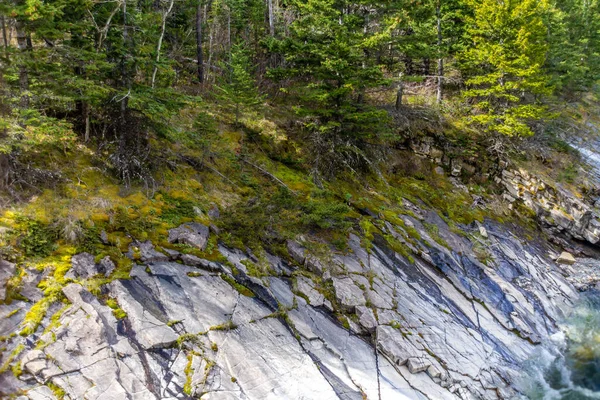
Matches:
[[1, 0, 599, 189]]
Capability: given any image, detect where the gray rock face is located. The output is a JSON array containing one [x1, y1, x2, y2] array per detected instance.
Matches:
[[139, 240, 169, 263], [499, 168, 600, 245], [0, 204, 584, 399], [0, 259, 16, 300], [565, 258, 600, 290], [98, 256, 116, 276], [168, 222, 210, 250], [287, 240, 306, 264], [64, 253, 97, 279], [332, 276, 365, 311]]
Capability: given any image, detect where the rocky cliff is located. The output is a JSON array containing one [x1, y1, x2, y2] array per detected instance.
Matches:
[[0, 196, 587, 399]]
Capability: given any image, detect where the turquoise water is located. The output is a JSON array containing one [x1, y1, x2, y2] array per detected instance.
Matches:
[[524, 292, 600, 399]]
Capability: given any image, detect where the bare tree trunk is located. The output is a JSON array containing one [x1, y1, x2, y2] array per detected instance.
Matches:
[[267, 0, 274, 36], [207, 7, 216, 84], [395, 73, 404, 110], [1, 16, 7, 51], [151, 0, 175, 88], [196, 1, 204, 83], [227, 7, 231, 52], [436, 0, 443, 105], [15, 19, 29, 108]]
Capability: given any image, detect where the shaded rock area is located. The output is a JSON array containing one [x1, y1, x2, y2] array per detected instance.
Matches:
[[0, 197, 583, 400]]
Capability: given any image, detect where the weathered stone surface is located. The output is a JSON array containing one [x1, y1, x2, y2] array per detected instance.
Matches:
[[25, 385, 57, 400], [557, 251, 576, 265], [566, 258, 600, 291], [19, 269, 44, 302], [500, 166, 600, 245], [109, 280, 178, 349], [356, 305, 377, 330], [208, 204, 220, 219], [98, 256, 116, 276], [180, 253, 204, 266], [287, 240, 306, 264], [295, 276, 325, 306], [1, 199, 587, 400], [65, 253, 98, 279], [332, 276, 365, 311], [168, 222, 210, 250], [21, 283, 160, 400], [0, 259, 16, 300], [0, 302, 28, 336], [407, 357, 430, 374], [139, 240, 169, 263]]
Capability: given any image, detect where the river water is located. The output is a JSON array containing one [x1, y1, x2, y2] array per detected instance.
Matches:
[[523, 291, 600, 399]]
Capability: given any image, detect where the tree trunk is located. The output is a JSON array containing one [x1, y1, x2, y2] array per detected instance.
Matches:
[[395, 74, 404, 110], [15, 19, 29, 108], [196, 1, 204, 83], [151, 0, 175, 88], [207, 6, 216, 84], [436, 0, 443, 105], [1, 16, 7, 51], [267, 0, 274, 36]]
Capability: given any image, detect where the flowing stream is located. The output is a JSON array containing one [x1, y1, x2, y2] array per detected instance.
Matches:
[[523, 291, 600, 399]]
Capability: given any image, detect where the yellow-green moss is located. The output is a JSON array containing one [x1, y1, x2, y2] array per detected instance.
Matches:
[[0, 343, 24, 374]]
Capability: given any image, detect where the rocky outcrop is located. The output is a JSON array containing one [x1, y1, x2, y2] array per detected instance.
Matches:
[[65, 253, 113, 279], [168, 222, 210, 250], [498, 168, 600, 245], [0, 197, 582, 399]]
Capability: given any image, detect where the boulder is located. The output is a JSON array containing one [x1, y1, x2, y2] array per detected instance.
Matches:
[[20, 269, 45, 302], [168, 223, 210, 250], [208, 204, 220, 219], [556, 251, 576, 265], [478, 224, 488, 238], [180, 253, 204, 267]]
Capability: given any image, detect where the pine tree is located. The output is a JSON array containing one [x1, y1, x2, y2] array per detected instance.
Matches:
[[271, 0, 389, 139], [459, 0, 553, 136], [216, 44, 263, 126], [546, 0, 600, 93]]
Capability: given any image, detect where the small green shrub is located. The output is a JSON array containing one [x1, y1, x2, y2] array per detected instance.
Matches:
[[18, 219, 59, 257]]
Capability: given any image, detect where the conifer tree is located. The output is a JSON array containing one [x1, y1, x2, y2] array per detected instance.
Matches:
[[216, 44, 263, 126], [459, 0, 553, 136], [546, 0, 600, 93]]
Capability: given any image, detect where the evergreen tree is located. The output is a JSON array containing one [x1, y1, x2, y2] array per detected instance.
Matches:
[[546, 0, 600, 93], [271, 0, 389, 140], [216, 44, 263, 125], [459, 0, 553, 136]]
